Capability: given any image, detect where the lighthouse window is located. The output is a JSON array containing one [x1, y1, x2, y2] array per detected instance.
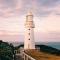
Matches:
[[28, 29, 30, 30], [28, 39, 30, 40]]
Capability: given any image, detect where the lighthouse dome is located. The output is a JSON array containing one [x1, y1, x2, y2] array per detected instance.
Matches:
[[27, 11, 33, 15]]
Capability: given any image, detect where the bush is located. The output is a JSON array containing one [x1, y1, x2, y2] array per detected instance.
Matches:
[[0, 41, 14, 60], [39, 45, 60, 56]]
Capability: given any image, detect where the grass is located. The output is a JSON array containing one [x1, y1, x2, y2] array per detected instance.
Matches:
[[24, 49, 60, 60]]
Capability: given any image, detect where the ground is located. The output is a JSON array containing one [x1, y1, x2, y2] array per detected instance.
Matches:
[[16, 55, 23, 60]]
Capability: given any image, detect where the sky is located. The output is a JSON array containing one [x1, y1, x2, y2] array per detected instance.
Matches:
[[0, 0, 60, 42]]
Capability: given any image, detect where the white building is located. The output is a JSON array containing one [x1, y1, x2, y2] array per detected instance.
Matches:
[[24, 11, 35, 49]]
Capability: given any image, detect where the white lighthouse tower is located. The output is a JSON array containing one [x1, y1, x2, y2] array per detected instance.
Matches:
[[24, 11, 35, 49]]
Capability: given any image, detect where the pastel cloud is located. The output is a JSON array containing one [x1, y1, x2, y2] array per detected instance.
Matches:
[[35, 32, 60, 42], [33, 0, 60, 17], [34, 15, 60, 32], [0, 0, 24, 17], [0, 0, 60, 42], [0, 0, 60, 17]]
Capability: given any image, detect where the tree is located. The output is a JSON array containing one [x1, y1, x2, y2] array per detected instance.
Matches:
[[0, 41, 13, 60]]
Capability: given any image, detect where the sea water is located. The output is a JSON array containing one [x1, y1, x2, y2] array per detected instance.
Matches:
[[12, 42, 60, 50]]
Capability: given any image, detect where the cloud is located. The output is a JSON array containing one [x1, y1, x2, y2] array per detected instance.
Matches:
[[38, 0, 60, 7], [32, 0, 60, 17], [0, 0, 60, 42], [34, 15, 60, 34], [0, 0, 24, 17], [0, 34, 24, 42], [0, 0, 16, 8], [35, 32, 60, 42], [0, 0, 60, 17], [0, 30, 60, 42]]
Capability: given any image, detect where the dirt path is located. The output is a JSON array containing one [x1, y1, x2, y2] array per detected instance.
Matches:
[[15, 55, 24, 60]]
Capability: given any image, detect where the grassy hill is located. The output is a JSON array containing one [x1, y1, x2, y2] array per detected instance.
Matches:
[[24, 49, 60, 60], [39, 45, 60, 56]]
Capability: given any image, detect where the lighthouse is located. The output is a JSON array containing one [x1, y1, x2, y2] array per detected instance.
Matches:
[[24, 11, 35, 49]]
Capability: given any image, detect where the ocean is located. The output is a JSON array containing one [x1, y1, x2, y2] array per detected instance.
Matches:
[[45, 42, 60, 50], [12, 42, 60, 50]]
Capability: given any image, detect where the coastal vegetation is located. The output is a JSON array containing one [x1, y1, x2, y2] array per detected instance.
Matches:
[[15, 44, 60, 56], [0, 40, 60, 60], [24, 49, 60, 60], [0, 40, 14, 60], [39, 45, 60, 56]]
